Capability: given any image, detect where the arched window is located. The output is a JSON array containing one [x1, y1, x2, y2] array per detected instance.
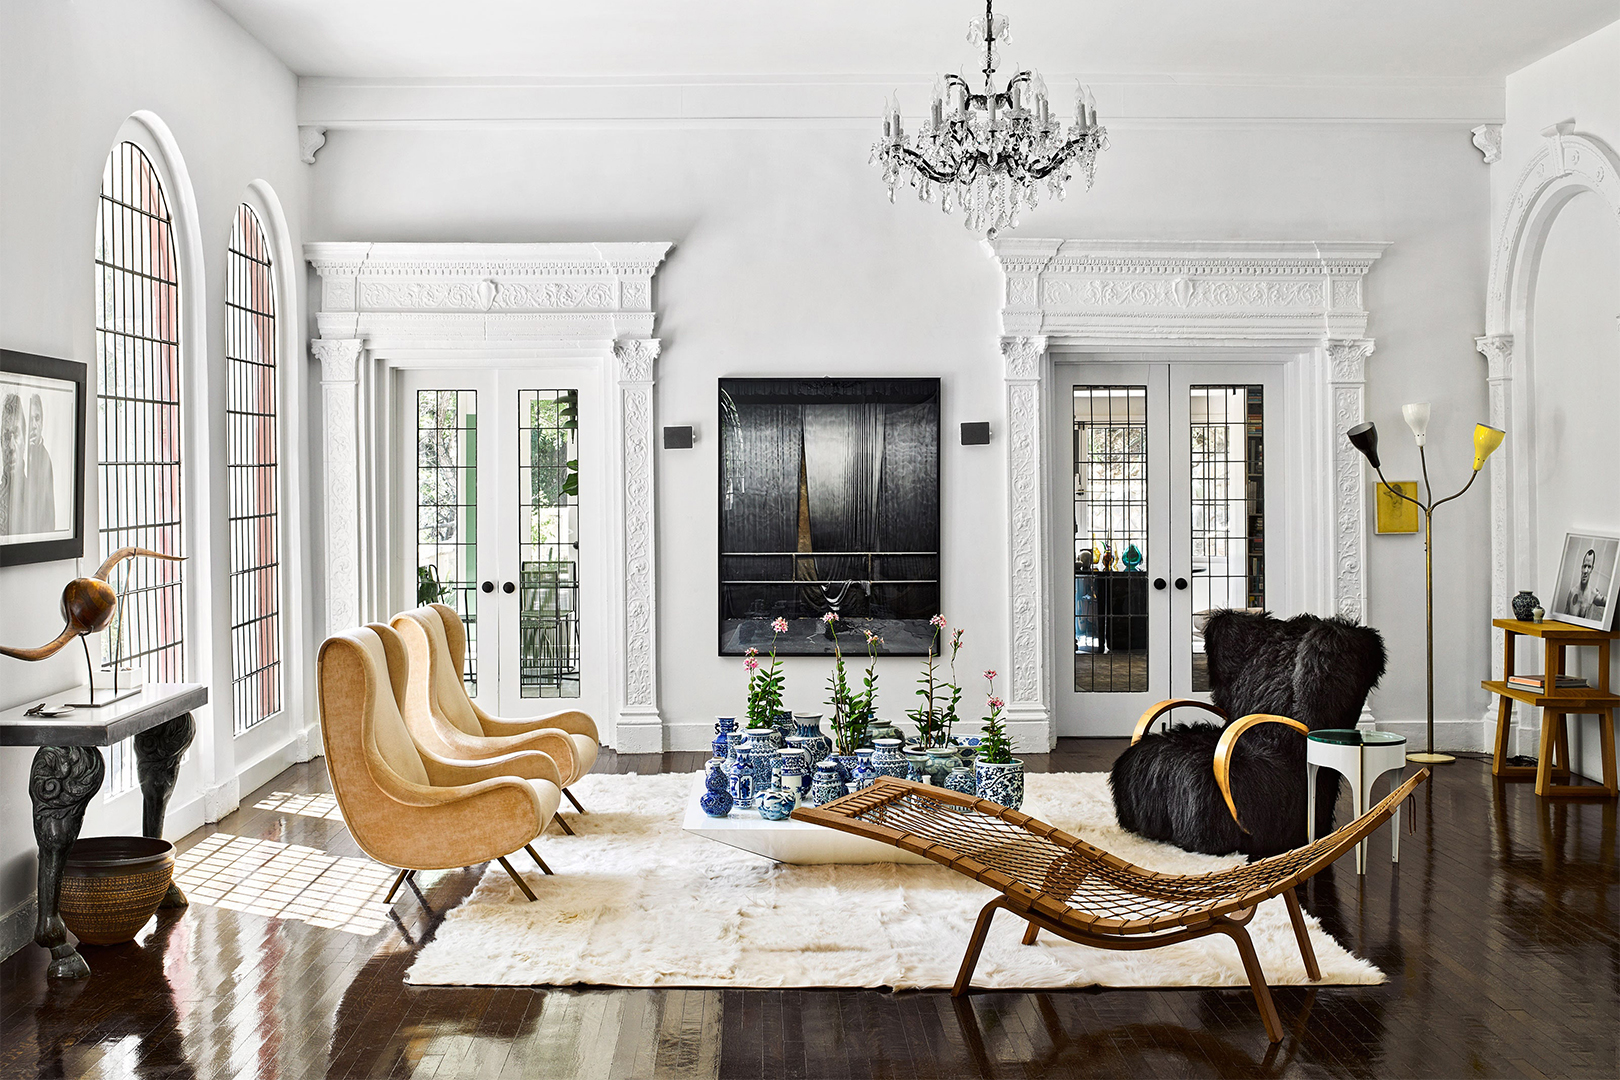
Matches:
[[96, 142, 184, 684], [225, 205, 282, 731]]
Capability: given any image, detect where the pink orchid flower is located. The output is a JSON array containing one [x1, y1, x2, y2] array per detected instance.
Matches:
[[983, 670, 997, 681], [929, 614, 947, 629], [771, 617, 789, 634], [744, 657, 760, 672], [822, 611, 839, 624], [987, 696, 1004, 710]]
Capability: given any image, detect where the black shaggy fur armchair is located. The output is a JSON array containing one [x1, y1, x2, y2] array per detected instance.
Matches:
[[1109, 610, 1387, 859]]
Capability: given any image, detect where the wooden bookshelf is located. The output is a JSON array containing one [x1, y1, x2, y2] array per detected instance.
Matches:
[[1484, 618, 1617, 797]]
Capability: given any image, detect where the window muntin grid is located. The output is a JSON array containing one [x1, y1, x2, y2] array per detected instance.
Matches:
[[517, 389, 581, 698], [416, 390, 479, 692], [1073, 386, 1148, 693], [1189, 386, 1264, 692], [226, 205, 283, 733], [96, 142, 185, 795]]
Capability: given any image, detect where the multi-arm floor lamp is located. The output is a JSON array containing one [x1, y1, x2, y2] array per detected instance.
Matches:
[[1346, 407, 1505, 764]]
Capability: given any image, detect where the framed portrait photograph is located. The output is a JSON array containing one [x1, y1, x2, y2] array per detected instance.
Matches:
[[0, 349, 86, 566], [1549, 531, 1619, 630], [718, 377, 940, 656]]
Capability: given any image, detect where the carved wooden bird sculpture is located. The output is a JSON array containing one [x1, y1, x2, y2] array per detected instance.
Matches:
[[0, 547, 184, 661]]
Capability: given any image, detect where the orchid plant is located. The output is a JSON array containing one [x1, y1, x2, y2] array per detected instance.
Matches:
[[822, 613, 863, 754], [745, 617, 789, 729], [908, 615, 964, 748], [855, 628, 883, 730], [977, 671, 1013, 764]]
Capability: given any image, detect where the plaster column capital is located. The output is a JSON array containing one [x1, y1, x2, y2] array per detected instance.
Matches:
[[312, 338, 363, 383]]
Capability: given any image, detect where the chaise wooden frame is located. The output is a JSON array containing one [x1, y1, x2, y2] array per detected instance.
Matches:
[[792, 770, 1427, 1043]]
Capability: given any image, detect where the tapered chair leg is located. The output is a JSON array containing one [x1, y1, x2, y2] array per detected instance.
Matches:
[[562, 788, 587, 814], [1219, 919, 1284, 1043], [497, 856, 538, 902], [382, 868, 412, 904], [553, 815, 575, 836], [1021, 922, 1040, 946], [1283, 889, 1321, 982], [952, 898, 1006, 997], [525, 844, 554, 875]]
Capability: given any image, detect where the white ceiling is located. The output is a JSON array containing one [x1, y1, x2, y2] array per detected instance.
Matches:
[[213, 0, 1617, 81]]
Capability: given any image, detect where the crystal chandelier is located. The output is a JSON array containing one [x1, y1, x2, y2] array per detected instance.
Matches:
[[872, 0, 1107, 237]]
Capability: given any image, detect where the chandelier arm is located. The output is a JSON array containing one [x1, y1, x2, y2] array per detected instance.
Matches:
[[880, 145, 970, 186]]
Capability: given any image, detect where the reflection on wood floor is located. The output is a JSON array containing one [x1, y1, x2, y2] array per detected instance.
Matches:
[[1, 743, 1615, 1078]]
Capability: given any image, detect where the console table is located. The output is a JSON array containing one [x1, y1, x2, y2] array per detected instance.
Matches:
[[0, 683, 206, 979], [1483, 619, 1617, 798]]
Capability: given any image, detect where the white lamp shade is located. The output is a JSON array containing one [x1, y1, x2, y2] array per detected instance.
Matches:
[[1402, 402, 1431, 446]]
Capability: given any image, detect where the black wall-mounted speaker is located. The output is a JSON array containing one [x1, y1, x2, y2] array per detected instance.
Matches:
[[960, 422, 991, 445], [663, 426, 695, 449]]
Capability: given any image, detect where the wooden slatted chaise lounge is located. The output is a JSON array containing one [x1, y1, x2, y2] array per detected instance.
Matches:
[[792, 769, 1428, 1043]]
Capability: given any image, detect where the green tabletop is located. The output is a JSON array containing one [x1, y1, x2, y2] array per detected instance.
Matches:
[[1307, 728, 1406, 747]]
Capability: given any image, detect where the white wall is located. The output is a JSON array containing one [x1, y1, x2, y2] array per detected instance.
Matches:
[[0, 0, 309, 958], [309, 118, 1494, 750], [1502, 21, 1620, 780]]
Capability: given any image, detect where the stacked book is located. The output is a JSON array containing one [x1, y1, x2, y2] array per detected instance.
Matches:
[[1506, 673, 1590, 691]]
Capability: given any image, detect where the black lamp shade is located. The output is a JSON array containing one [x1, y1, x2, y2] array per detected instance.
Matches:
[[1346, 422, 1380, 468]]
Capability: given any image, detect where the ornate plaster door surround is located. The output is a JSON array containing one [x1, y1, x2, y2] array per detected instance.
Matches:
[[993, 239, 1388, 745], [305, 242, 673, 753]]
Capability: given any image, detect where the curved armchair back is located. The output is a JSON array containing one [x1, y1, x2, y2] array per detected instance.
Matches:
[[1203, 611, 1386, 732], [317, 623, 544, 870], [392, 605, 484, 736]]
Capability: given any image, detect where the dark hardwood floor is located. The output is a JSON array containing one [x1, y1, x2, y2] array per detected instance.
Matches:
[[1, 740, 1615, 1079]]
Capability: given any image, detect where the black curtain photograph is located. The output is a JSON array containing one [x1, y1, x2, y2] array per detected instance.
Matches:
[[719, 377, 940, 655]]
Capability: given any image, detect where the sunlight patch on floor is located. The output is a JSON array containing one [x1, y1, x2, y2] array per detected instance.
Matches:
[[252, 790, 345, 820], [174, 833, 395, 935]]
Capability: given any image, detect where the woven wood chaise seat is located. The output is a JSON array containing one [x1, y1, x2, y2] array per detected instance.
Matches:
[[792, 770, 1428, 1043]]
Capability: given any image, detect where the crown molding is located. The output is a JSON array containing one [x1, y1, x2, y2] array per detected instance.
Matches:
[[297, 74, 1503, 130]]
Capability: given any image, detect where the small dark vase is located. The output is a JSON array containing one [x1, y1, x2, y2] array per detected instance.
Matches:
[[1512, 591, 1540, 622]]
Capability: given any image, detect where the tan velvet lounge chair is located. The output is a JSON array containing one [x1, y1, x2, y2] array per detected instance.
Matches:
[[317, 623, 562, 903], [793, 769, 1428, 1043], [391, 604, 602, 825]]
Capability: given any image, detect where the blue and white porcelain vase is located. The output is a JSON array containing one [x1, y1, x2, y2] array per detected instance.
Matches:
[[903, 747, 930, 783], [700, 758, 734, 817], [808, 760, 848, 807], [756, 783, 795, 821], [974, 759, 1025, 810], [1512, 590, 1540, 622], [866, 717, 902, 745], [793, 714, 834, 765], [777, 747, 810, 799], [850, 748, 877, 791], [745, 735, 774, 800], [830, 753, 860, 784], [713, 716, 738, 760], [922, 745, 964, 787], [944, 764, 977, 803], [870, 738, 909, 779], [722, 729, 746, 773], [730, 739, 755, 806], [773, 710, 797, 743], [750, 725, 784, 754]]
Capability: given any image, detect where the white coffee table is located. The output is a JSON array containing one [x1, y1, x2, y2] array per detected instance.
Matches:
[[680, 775, 929, 865]]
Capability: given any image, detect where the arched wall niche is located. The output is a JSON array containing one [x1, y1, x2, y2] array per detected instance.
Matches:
[[1477, 126, 1620, 757]]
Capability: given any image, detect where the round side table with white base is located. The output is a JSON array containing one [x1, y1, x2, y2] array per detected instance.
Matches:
[[1306, 729, 1408, 875]]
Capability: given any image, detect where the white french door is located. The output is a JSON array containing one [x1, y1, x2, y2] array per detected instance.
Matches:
[[1052, 359, 1284, 735], [393, 368, 606, 721]]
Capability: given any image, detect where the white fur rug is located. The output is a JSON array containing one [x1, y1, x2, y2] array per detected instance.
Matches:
[[404, 771, 1382, 990]]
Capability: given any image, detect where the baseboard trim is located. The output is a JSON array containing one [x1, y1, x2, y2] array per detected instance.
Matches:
[[0, 896, 36, 964], [1369, 717, 1488, 753]]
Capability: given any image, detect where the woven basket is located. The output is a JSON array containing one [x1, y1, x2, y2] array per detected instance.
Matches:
[[59, 836, 175, 946]]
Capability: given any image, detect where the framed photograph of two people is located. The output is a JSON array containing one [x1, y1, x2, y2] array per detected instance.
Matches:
[[0, 349, 86, 566]]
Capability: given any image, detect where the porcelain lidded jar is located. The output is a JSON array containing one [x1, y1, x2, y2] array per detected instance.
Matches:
[[700, 759, 734, 817], [756, 783, 795, 822], [1512, 590, 1540, 622], [870, 737, 909, 779], [808, 760, 848, 807]]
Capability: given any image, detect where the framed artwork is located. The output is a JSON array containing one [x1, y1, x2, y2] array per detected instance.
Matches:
[[1373, 481, 1420, 534], [0, 350, 86, 566], [1549, 531, 1618, 630], [719, 377, 940, 656]]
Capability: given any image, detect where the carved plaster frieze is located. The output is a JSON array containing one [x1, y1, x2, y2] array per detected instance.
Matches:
[[1471, 124, 1503, 165], [1005, 376, 1046, 717], [315, 338, 365, 635], [614, 338, 661, 716]]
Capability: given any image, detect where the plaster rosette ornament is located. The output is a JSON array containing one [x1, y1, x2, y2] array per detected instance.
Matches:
[[873, 0, 1107, 237]]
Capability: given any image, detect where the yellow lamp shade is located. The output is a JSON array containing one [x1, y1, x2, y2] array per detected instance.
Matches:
[[1472, 424, 1505, 470]]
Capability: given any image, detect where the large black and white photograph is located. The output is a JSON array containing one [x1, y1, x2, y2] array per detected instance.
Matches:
[[1550, 531, 1619, 630], [719, 377, 939, 655], [0, 349, 85, 566]]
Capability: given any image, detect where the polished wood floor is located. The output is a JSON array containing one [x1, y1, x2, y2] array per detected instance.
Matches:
[[2, 740, 1615, 1079]]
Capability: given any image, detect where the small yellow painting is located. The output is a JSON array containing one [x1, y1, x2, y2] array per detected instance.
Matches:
[[1374, 481, 1420, 534]]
